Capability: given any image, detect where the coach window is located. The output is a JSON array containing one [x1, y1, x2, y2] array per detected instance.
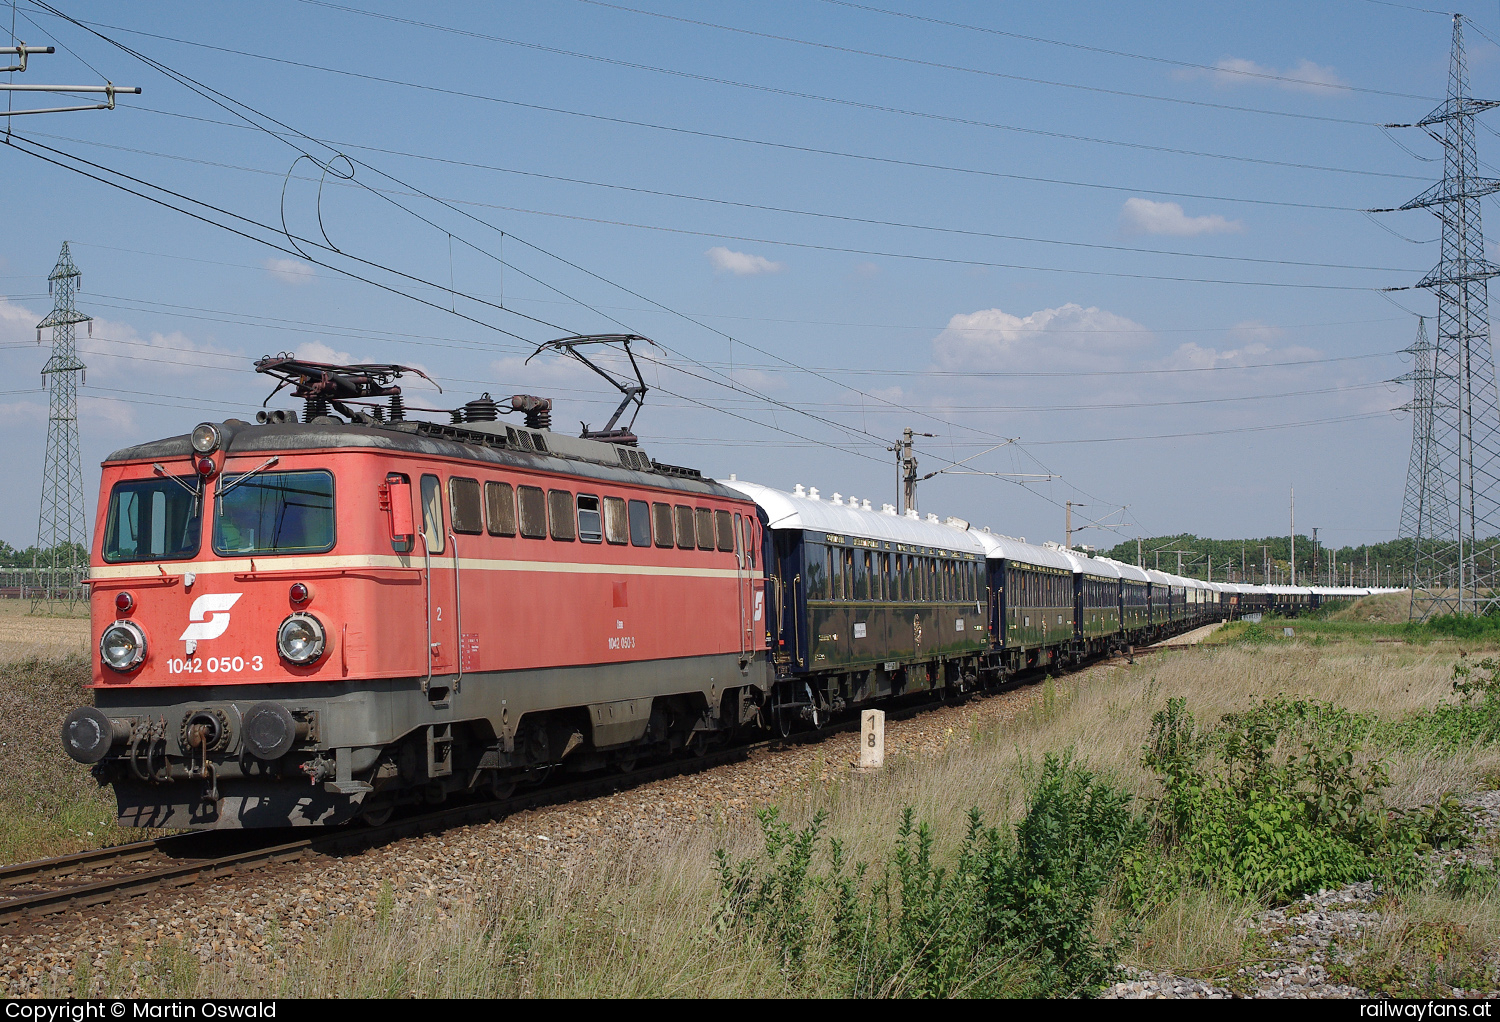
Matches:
[[419, 474, 445, 553], [603, 496, 629, 545], [844, 549, 855, 602], [716, 510, 735, 554], [854, 550, 869, 601], [695, 508, 715, 550], [518, 485, 547, 539], [652, 502, 675, 548], [807, 545, 827, 599], [628, 499, 652, 547], [485, 481, 516, 536], [449, 477, 482, 535], [577, 494, 603, 544], [675, 505, 695, 550], [549, 490, 577, 541], [879, 553, 890, 601]]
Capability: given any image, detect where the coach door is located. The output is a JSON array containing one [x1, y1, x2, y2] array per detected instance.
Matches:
[[419, 474, 457, 695]]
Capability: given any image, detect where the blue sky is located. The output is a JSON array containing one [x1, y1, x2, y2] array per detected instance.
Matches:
[[0, 0, 1490, 554]]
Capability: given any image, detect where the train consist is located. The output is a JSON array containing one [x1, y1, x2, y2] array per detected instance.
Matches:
[[61, 355, 1399, 830]]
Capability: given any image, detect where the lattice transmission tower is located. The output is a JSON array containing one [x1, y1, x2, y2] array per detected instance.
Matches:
[[1398, 317, 1452, 559], [1393, 14, 1500, 619], [32, 241, 90, 611]]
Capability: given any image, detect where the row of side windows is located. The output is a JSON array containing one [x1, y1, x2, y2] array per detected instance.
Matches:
[[807, 547, 981, 603], [426, 473, 757, 567], [1006, 567, 1072, 610]]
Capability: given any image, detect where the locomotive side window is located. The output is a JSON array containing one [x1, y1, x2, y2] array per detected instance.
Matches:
[[485, 481, 516, 536], [577, 494, 603, 543], [518, 486, 547, 539], [628, 500, 652, 547], [214, 470, 336, 556], [603, 496, 628, 545], [448, 477, 482, 535], [695, 508, 715, 550], [715, 510, 735, 553], [675, 505, 695, 550], [417, 475, 444, 553], [102, 476, 202, 562], [549, 490, 577, 541], [652, 502, 674, 548]]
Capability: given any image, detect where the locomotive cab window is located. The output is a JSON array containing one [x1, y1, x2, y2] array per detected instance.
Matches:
[[603, 496, 628, 545], [549, 490, 577, 541], [448, 477, 482, 535], [518, 486, 547, 539], [577, 494, 603, 543], [102, 476, 202, 563], [213, 469, 335, 556], [485, 481, 516, 536]]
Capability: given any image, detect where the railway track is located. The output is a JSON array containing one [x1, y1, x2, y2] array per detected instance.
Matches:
[[0, 627, 1215, 927], [0, 691, 955, 927]]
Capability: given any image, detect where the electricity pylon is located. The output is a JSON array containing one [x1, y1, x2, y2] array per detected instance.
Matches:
[[33, 242, 90, 611], [1392, 14, 1500, 619], [1397, 318, 1452, 594]]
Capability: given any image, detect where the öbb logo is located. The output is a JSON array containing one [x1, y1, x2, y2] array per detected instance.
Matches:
[[179, 593, 243, 642]]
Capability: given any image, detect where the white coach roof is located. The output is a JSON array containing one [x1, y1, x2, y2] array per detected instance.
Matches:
[[970, 531, 1076, 571], [719, 479, 987, 555]]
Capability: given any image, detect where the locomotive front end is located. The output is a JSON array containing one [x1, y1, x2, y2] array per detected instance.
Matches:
[[64, 420, 377, 829]]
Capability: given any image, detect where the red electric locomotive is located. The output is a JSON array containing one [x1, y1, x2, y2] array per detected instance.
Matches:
[[63, 353, 768, 829]]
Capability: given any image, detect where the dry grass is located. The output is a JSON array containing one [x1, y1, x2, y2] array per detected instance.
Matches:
[[52, 627, 1500, 997], [0, 599, 90, 664]]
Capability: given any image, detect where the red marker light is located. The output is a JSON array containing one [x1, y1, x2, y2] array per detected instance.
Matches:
[[114, 591, 134, 612], [196, 457, 216, 477], [289, 583, 309, 604]]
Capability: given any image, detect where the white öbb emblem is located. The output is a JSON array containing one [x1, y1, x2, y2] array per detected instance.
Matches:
[[180, 593, 243, 642]]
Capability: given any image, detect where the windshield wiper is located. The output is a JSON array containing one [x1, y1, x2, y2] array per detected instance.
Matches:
[[215, 456, 281, 514], [153, 463, 202, 515]]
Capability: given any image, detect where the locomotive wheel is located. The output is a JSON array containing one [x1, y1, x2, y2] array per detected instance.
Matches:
[[359, 802, 394, 827]]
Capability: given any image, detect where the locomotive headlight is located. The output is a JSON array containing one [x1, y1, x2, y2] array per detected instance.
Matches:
[[277, 613, 326, 665], [190, 422, 221, 454], [99, 620, 147, 672]]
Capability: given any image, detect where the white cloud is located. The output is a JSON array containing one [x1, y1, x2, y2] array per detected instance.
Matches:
[[264, 257, 317, 286], [1173, 57, 1347, 94], [292, 340, 354, 365], [706, 246, 784, 276], [852, 261, 881, 279], [932, 302, 1151, 372], [1120, 198, 1244, 237]]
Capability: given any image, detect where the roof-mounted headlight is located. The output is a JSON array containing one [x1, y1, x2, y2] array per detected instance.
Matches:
[[100, 620, 147, 672], [277, 613, 326, 665], [190, 422, 222, 454]]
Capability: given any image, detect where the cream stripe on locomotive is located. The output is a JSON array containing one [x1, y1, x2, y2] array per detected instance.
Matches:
[[89, 553, 746, 582]]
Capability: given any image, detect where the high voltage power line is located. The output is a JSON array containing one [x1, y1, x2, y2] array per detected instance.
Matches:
[[69, 13, 1433, 182], [25, 127, 1421, 276]]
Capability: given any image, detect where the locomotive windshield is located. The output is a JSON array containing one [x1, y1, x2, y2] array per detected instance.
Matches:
[[101, 476, 203, 562], [213, 469, 335, 555]]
